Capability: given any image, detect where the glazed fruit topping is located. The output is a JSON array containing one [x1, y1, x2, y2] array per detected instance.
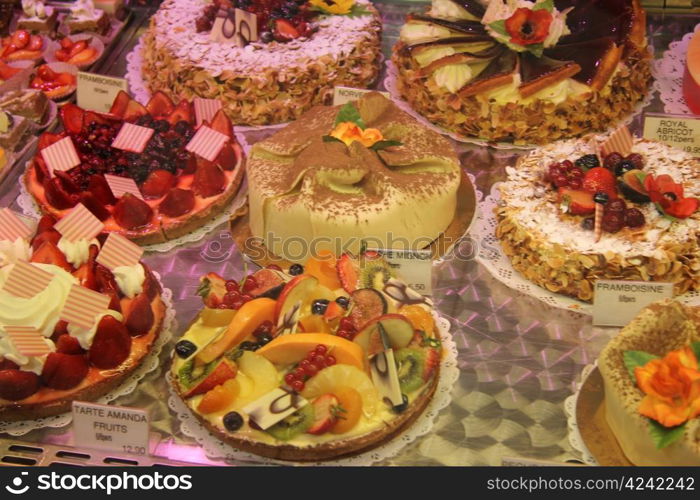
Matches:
[[284, 344, 336, 392], [55, 36, 99, 65], [546, 161, 585, 190]]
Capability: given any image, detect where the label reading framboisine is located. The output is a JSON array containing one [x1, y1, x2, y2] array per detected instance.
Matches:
[[77, 72, 128, 113], [642, 113, 700, 157], [592, 280, 674, 326], [72, 401, 150, 456]]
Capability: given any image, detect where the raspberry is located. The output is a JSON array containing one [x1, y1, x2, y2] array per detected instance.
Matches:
[[625, 208, 645, 228], [605, 199, 627, 213], [601, 212, 625, 233], [603, 152, 623, 172], [625, 153, 644, 170]]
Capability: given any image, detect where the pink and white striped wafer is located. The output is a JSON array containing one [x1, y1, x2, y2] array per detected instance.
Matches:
[[594, 203, 604, 243], [601, 126, 634, 157], [5, 326, 51, 357], [96, 233, 143, 270], [2, 261, 53, 298], [194, 98, 222, 128], [40, 137, 81, 174], [111, 123, 154, 153], [104, 174, 143, 200], [185, 125, 228, 162], [60, 284, 110, 329], [0, 208, 32, 242], [54, 203, 104, 242]]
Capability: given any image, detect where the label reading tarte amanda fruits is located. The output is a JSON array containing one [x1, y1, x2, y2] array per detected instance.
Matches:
[[364, 247, 432, 296], [642, 113, 700, 158], [592, 280, 674, 327], [332, 86, 390, 106], [72, 401, 150, 456], [77, 72, 128, 113]]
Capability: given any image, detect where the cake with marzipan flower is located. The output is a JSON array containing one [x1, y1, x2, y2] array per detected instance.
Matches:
[[496, 135, 700, 302], [140, 0, 382, 126], [392, 0, 650, 144], [598, 300, 700, 466]]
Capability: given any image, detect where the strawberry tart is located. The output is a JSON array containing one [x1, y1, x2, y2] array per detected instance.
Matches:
[[0, 208, 166, 421], [247, 92, 461, 261], [391, 0, 651, 144], [597, 300, 700, 465], [24, 91, 245, 246], [171, 252, 445, 461], [495, 133, 700, 302], [140, 0, 382, 125]]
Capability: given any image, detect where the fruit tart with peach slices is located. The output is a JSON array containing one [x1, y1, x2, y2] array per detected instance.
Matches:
[[30, 64, 77, 100], [53, 36, 101, 67], [0, 211, 167, 421], [171, 252, 446, 461], [24, 91, 246, 246], [495, 134, 700, 303], [0, 30, 44, 63]]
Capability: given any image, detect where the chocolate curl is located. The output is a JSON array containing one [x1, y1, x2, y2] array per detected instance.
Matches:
[[594, 202, 604, 243]]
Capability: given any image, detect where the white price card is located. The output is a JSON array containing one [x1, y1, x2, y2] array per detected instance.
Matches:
[[364, 247, 432, 296], [333, 86, 390, 106], [72, 401, 150, 456], [77, 72, 128, 113], [592, 280, 674, 327], [642, 113, 700, 157]]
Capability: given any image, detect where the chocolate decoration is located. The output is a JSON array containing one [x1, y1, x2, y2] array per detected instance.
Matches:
[[544, 37, 615, 85], [407, 14, 487, 36], [270, 388, 303, 414]]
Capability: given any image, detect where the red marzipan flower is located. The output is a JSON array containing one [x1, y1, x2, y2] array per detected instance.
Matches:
[[644, 174, 699, 219], [504, 7, 552, 46]]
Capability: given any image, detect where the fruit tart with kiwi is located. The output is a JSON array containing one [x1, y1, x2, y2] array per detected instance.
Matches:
[[171, 252, 447, 461], [24, 90, 245, 246], [0, 212, 167, 421]]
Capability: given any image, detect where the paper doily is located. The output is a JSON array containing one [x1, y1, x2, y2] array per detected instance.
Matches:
[[125, 37, 289, 133], [0, 271, 177, 436], [384, 59, 654, 150], [17, 158, 250, 255], [167, 313, 459, 466], [473, 183, 700, 314], [564, 363, 598, 466], [654, 24, 700, 116]]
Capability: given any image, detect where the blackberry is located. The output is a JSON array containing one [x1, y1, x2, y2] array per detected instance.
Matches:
[[174, 120, 191, 135], [153, 120, 170, 133], [574, 154, 600, 170]]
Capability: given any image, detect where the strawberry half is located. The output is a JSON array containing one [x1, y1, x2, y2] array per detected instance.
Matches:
[[146, 91, 175, 118], [582, 167, 618, 199], [31, 228, 60, 252], [79, 191, 110, 221], [87, 174, 117, 206], [307, 394, 340, 435], [38, 131, 66, 150], [159, 187, 195, 218], [122, 98, 148, 123], [55, 335, 85, 355], [209, 109, 232, 138], [336, 254, 358, 293], [141, 169, 176, 199], [31, 240, 71, 271], [124, 292, 154, 337], [0, 369, 40, 401], [60, 103, 84, 135], [88, 315, 132, 369], [73, 243, 99, 290], [109, 90, 131, 118], [193, 161, 226, 198], [41, 352, 89, 390], [557, 187, 595, 216], [275, 19, 300, 40], [167, 99, 192, 125], [197, 272, 227, 308], [113, 193, 154, 230]]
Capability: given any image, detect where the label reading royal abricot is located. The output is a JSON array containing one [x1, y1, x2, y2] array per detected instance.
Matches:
[[72, 401, 150, 456], [592, 280, 674, 327], [332, 86, 390, 106], [642, 113, 700, 157], [364, 247, 432, 296], [77, 72, 129, 113]]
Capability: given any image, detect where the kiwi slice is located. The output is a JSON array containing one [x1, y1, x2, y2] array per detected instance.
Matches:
[[266, 404, 315, 441], [177, 358, 214, 389], [359, 258, 394, 290], [395, 348, 427, 394]]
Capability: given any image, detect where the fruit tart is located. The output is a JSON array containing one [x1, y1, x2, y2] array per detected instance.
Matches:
[[0, 209, 167, 421], [495, 133, 700, 302], [391, 0, 651, 145], [30, 64, 77, 100], [171, 252, 446, 461], [49, 35, 103, 68], [1, 29, 44, 63], [24, 91, 246, 246]]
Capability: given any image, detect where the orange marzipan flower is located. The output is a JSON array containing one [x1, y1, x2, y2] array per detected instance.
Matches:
[[330, 122, 383, 147], [634, 346, 700, 428]]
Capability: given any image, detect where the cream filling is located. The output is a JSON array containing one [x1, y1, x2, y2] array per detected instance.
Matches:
[[434, 64, 473, 93], [428, 0, 478, 21], [0, 238, 30, 267], [57, 237, 99, 268], [113, 263, 145, 299]]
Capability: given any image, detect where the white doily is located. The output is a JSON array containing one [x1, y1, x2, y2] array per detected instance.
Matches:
[[0, 271, 177, 436], [384, 59, 654, 150], [654, 24, 700, 115], [125, 36, 289, 133], [473, 183, 700, 314], [564, 363, 598, 466], [17, 156, 249, 255], [168, 314, 459, 465]]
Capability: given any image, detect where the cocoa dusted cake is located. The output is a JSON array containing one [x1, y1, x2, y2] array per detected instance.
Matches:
[[141, 0, 382, 126], [391, 0, 651, 144]]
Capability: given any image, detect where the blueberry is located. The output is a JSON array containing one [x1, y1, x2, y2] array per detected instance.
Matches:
[[239, 341, 259, 351], [257, 333, 273, 346], [223, 411, 244, 432], [175, 340, 197, 359], [392, 394, 409, 414], [335, 296, 350, 308], [574, 154, 600, 170], [260, 31, 273, 43], [153, 119, 170, 133], [289, 264, 304, 276], [593, 192, 609, 204], [311, 299, 330, 315]]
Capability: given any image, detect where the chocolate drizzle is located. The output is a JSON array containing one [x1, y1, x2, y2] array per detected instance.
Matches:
[[270, 388, 304, 414]]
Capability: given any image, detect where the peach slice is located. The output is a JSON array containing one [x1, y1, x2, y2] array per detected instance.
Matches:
[[195, 298, 276, 365], [256, 333, 364, 370]]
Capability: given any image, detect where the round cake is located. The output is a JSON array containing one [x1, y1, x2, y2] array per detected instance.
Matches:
[[0, 213, 166, 421], [171, 253, 445, 461], [246, 92, 461, 261], [140, 0, 382, 126], [496, 135, 700, 302], [597, 300, 700, 466], [391, 0, 651, 145]]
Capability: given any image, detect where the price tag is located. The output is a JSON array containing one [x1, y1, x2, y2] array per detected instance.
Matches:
[[332, 86, 390, 106], [364, 247, 432, 296], [77, 72, 128, 113], [642, 113, 700, 157], [592, 280, 674, 327], [72, 401, 150, 456]]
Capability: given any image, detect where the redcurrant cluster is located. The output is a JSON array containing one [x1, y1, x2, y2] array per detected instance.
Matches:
[[283, 345, 336, 392]]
